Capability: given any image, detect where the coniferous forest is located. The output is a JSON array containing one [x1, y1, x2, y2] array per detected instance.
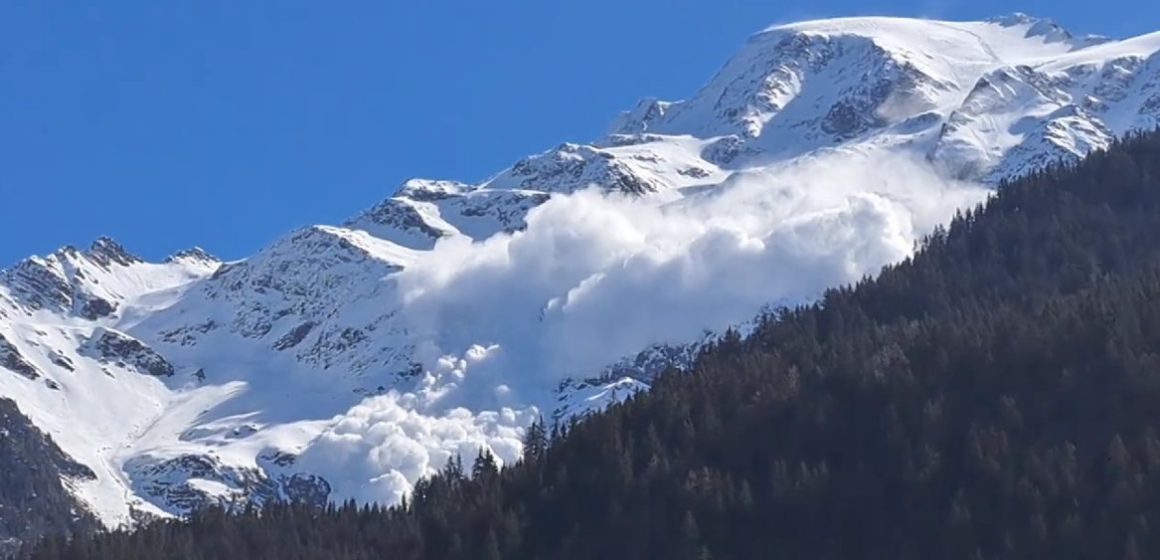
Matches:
[[18, 130, 1160, 559], [0, 399, 98, 557]]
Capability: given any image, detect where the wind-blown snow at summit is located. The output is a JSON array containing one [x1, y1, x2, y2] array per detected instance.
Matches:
[[4, 13, 1160, 527]]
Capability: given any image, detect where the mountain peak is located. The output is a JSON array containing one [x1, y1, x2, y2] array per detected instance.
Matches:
[[86, 236, 141, 268], [987, 12, 1075, 44], [751, 14, 1082, 50], [608, 98, 672, 135], [393, 178, 471, 200], [165, 247, 220, 266], [987, 12, 1048, 27]]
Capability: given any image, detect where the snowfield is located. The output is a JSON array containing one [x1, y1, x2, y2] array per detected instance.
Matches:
[[3, 13, 1160, 526]]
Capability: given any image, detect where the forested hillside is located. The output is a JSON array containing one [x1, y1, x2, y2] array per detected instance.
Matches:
[[21, 130, 1160, 559], [0, 399, 98, 557]]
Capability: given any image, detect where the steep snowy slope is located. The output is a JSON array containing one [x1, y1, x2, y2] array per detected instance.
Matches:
[[4, 13, 1160, 531], [0, 241, 219, 522], [347, 14, 1160, 254]]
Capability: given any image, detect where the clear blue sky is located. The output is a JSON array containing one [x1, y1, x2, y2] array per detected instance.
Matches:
[[1, 1, 1156, 266]]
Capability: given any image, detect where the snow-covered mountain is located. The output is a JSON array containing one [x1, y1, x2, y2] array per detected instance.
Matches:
[[4, 13, 1160, 530]]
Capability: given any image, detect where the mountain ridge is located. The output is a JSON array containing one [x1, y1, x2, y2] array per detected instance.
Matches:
[[3, 12, 1160, 539]]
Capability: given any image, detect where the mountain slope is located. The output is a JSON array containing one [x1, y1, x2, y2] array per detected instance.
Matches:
[[28, 113, 1160, 560], [0, 398, 99, 558], [4, 13, 1160, 537]]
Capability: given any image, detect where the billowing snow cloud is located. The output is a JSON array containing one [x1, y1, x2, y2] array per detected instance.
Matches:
[[394, 151, 987, 387], [297, 152, 988, 503], [296, 389, 533, 504]]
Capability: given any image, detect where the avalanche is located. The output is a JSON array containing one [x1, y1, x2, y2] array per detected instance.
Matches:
[[3, 13, 1160, 526]]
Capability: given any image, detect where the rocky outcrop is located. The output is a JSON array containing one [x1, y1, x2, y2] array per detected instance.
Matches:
[[0, 333, 39, 380], [82, 328, 175, 377], [126, 452, 331, 516], [86, 237, 142, 269], [486, 143, 665, 195]]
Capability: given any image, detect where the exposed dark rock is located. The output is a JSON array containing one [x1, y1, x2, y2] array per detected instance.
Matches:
[[165, 247, 219, 265], [602, 133, 666, 147], [507, 143, 662, 195], [272, 321, 316, 351], [0, 398, 98, 554], [393, 179, 467, 201], [303, 327, 369, 369], [455, 191, 550, 232], [822, 96, 886, 137], [128, 452, 331, 515], [79, 296, 117, 320], [1, 258, 73, 313], [677, 166, 712, 178], [86, 236, 142, 268], [261, 451, 297, 468], [355, 199, 448, 240], [281, 473, 331, 505], [606, 161, 659, 195], [818, 72, 902, 139], [129, 454, 248, 514], [0, 333, 40, 380], [84, 328, 175, 377], [1, 238, 138, 319], [49, 352, 76, 372], [159, 320, 218, 346], [702, 135, 761, 166]]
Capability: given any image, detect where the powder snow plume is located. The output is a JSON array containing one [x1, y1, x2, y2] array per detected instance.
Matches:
[[393, 151, 987, 388], [298, 151, 987, 503]]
